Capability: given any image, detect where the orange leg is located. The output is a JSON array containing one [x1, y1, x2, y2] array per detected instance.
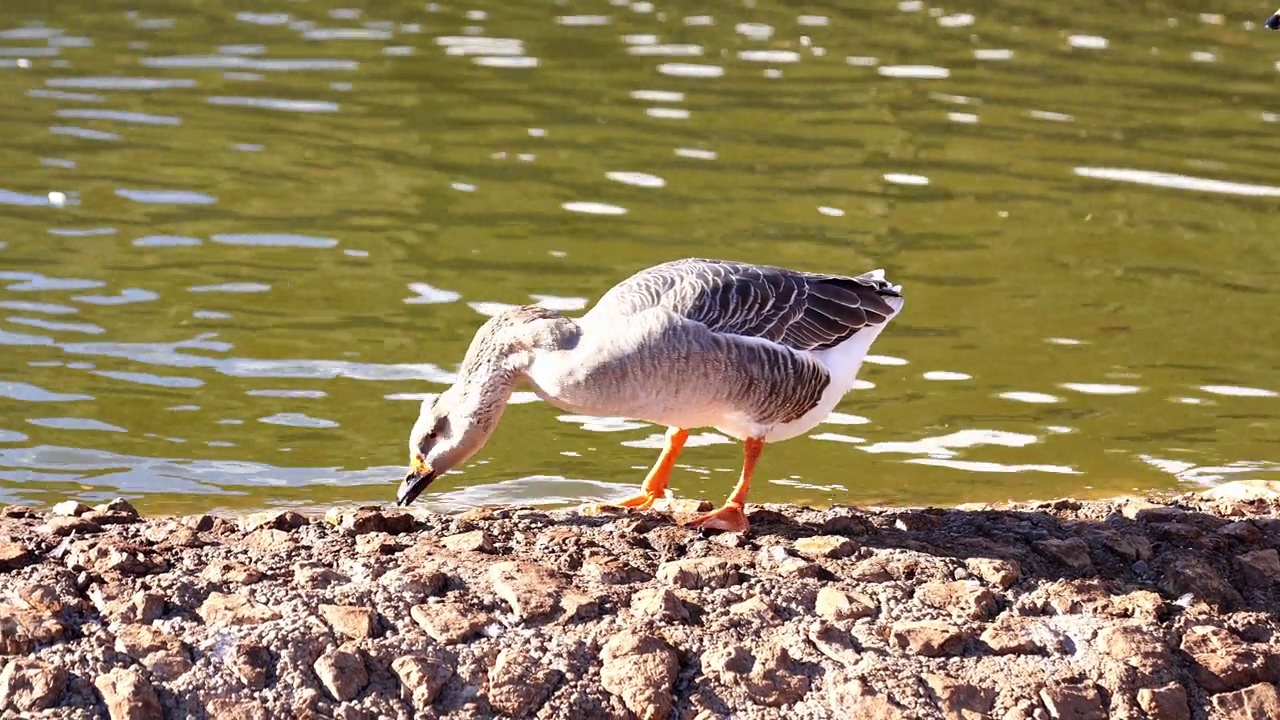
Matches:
[[687, 437, 763, 533], [617, 427, 688, 509]]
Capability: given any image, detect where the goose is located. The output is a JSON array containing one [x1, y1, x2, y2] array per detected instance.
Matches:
[[1269, 9, 1280, 30], [396, 257, 904, 533]]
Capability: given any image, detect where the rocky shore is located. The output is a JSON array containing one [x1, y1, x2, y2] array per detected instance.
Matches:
[[0, 482, 1278, 719]]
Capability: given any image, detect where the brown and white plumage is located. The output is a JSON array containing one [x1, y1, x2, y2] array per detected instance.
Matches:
[[398, 257, 904, 532]]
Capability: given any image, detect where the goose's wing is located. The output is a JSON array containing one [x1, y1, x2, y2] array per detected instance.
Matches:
[[591, 258, 903, 352]]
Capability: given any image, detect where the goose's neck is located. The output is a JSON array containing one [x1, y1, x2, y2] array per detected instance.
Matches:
[[450, 305, 578, 417]]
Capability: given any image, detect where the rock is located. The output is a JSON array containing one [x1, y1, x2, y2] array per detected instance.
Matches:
[[0, 605, 66, 655], [0, 657, 67, 711], [893, 512, 939, 531], [94, 498, 140, 517], [200, 560, 263, 585], [1180, 625, 1268, 692], [630, 587, 690, 623], [815, 587, 876, 621], [240, 510, 308, 532], [727, 595, 782, 627], [656, 557, 738, 590], [486, 648, 563, 717], [441, 530, 495, 553], [793, 535, 857, 559], [1039, 683, 1107, 720], [240, 528, 294, 555], [1136, 683, 1189, 720], [1201, 480, 1280, 502], [206, 699, 269, 720], [807, 624, 860, 666], [39, 515, 102, 537], [600, 631, 680, 720], [703, 642, 809, 707], [889, 620, 966, 657], [1101, 532, 1153, 562], [0, 541, 31, 571], [1158, 555, 1242, 610], [51, 500, 90, 516], [354, 532, 401, 555], [1113, 589, 1166, 620], [850, 693, 912, 719], [114, 624, 192, 681], [776, 556, 821, 578], [94, 667, 162, 720], [325, 506, 416, 534], [581, 556, 650, 584], [294, 564, 349, 589], [230, 643, 271, 689], [98, 591, 164, 625], [965, 558, 1019, 588], [1097, 624, 1173, 679], [980, 615, 1058, 656], [1218, 521, 1263, 543], [820, 514, 869, 536], [924, 674, 994, 718], [65, 540, 162, 575], [143, 521, 203, 548], [196, 592, 281, 627], [1208, 683, 1280, 719], [1035, 538, 1094, 571], [318, 604, 378, 639], [313, 645, 368, 702], [392, 654, 453, 708], [410, 602, 490, 644], [1237, 549, 1280, 587], [16, 583, 61, 614], [181, 514, 215, 532], [916, 580, 998, 621], [489, 561, 567, 623]]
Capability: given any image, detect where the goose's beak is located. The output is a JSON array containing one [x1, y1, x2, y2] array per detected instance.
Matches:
[[397, 456, 436, 507]]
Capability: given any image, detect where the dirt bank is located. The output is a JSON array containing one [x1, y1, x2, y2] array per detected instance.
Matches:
[[0, 483, 1278, 720]]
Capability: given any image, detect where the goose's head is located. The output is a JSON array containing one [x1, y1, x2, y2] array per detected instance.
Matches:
[[397, 391, 493, 506], [1269, 9, 1280, 30]]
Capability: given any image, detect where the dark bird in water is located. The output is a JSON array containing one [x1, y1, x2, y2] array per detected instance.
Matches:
[[1268, 9, 1280, 30]]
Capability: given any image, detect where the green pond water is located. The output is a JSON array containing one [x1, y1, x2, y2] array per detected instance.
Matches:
[[0, 0, 1277, 516]]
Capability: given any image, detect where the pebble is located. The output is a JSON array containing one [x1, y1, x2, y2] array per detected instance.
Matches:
[[1039, 683, 1107, 720], [1034, 537, 1094, 571], [0, 541, 32, 571], [702, 642, 809, 707], [630, 587, 690, 623], [441, 529, 495, 553], [0, 657, 67, 711], [965, 557, 1020, 588], [410, 602, 490, 644], [1237, 548, 1280, 587], [318, 604, 379, 639], [600, 631, 680, 720], [488, 561, 566, 622], [240, 510, 309, 533], [51, 500, 90, 517], [1208, 682, 1280, 719], [196, 592, 281, 627], [793, 535, 857, 559], [1136, 683, 1190, 720], [915, 580, 998, 621], [657, 557, 738, 590], [486, 647, 562, 717], [313, 645, 368, 702], [38, 515, 102, 537], [391, 654, 453, 708], [1179, 625, 1269, 692], [890, 620, 967, 657], [94, 667, 162, 720], [814, 587, 876, 621], [924, 674, 994, 718]]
